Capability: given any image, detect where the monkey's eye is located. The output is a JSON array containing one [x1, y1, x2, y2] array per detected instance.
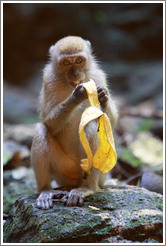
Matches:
[[62, 59, 71, 66], [75, 57, 83, 64]]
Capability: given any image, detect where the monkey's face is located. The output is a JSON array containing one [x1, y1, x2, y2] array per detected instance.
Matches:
[[59, 56, 87, 87]]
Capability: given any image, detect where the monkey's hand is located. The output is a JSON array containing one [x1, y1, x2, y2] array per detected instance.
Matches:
[[72, 84, 88, 104], [62, 187, 94, 206], [37, 190, 68, 210], [97, 86, 108, 109]]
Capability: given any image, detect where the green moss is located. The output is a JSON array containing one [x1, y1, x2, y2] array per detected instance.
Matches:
[[3, 182, 36, 213], [129, 220, 141, 228], [4, 185, 163, 243]]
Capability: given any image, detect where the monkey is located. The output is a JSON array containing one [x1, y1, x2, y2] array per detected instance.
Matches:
[[31, 36, 118, 209]]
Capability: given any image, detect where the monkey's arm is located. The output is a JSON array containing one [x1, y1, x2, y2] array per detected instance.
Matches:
[[42, 84, 87, 135], [92, 69, 118, 129], [97, 86, 118, 129], [43, 96, 77, 134]]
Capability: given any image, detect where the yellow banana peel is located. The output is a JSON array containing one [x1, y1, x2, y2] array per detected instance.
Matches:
[[79, 79, 117, 175]]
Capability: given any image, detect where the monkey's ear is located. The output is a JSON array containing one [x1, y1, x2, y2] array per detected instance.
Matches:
[[49, 45, 55, 55], [85, 40, 91, 47]]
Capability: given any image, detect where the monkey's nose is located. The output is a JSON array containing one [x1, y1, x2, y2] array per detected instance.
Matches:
[[74, 73, 79, 79], [70, 68, 80, 78]]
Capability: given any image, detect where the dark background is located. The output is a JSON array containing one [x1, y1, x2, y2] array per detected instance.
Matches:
[[3, 2, 163, 123]]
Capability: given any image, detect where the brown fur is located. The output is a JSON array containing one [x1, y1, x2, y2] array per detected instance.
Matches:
[[31, 36, 118, 209], [57, 36, 85, 55]]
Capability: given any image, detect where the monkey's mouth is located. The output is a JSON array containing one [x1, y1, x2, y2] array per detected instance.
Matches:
[[70, 81, 81, 87], [73, 81, 80, 85]]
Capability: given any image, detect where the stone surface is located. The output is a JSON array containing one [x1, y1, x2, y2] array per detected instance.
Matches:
[[3, 185, 163, 243], [3, 167, 36, 214], [141, 171, 163, 195]]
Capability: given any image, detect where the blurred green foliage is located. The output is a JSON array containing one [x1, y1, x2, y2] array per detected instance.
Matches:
[[136, 119, 154, 132], [117, 146, 143, 168]]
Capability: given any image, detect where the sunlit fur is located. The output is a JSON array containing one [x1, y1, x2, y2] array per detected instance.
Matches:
[[31, 36, 118, 209]]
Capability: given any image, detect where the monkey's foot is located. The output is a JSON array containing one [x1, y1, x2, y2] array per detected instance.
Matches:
[[62, 187, 94, 207], [37, 190, 68, 210]]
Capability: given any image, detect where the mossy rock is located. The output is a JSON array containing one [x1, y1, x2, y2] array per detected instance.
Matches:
[[3, 185, 163, 243]]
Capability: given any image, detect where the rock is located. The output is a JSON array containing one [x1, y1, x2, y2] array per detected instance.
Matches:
[[141, 171, 163, 195], [3, 185, 163, 243], [3, 167, 36, 214], [143, 163, 163, 175]]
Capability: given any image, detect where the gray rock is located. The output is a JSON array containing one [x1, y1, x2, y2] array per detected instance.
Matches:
[[141, 171, 163, 195], [3, 167, 36, 214], [3, 185, 163, 243]]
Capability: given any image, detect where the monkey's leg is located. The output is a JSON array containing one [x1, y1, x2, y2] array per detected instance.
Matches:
[[31, 123, 69, 210], [63, 168, 104, 206], [62, 121, 105, 207]]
